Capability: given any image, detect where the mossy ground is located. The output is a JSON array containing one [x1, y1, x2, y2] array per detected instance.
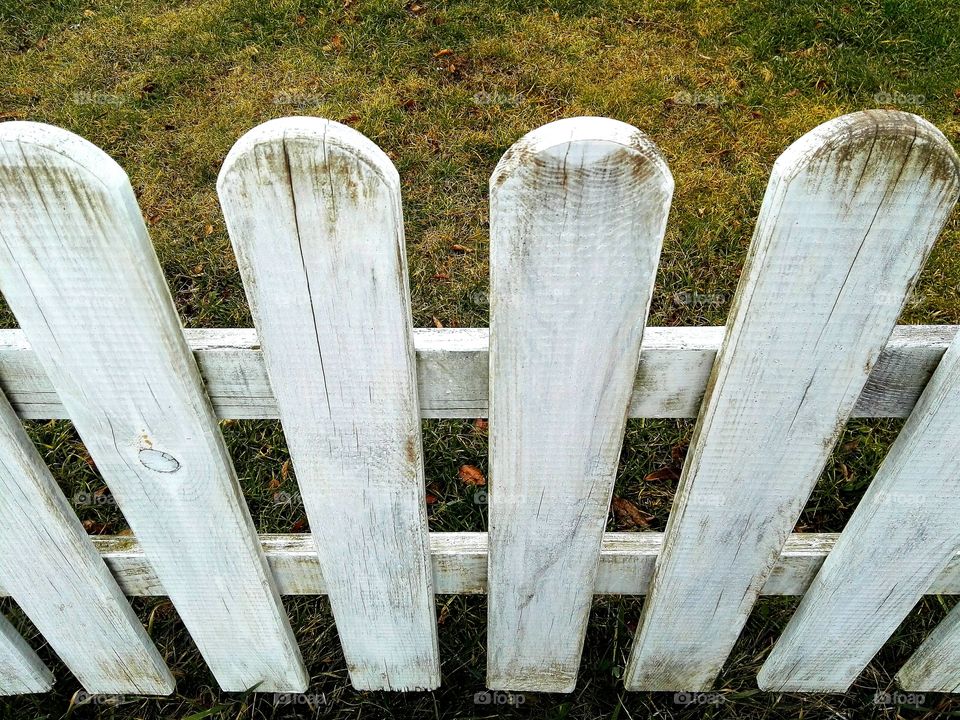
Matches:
[[2, 0, 960, 717]]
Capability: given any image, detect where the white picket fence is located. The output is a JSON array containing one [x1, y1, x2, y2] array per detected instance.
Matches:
[[0, 109, 958, 697]]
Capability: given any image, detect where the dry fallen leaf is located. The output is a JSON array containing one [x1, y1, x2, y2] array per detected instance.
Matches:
[[451, 244, 473, 254], [281, 459, 291, 480], [458, 464, 486, 486], [432, 316, 444, 328], [433, 48, 453, 58], [472, 418, 488, 434], [644, 466, 679, 483], [611, 496, 653, 529], [291, 517, 307, 532], [268, 475, 281, 491]]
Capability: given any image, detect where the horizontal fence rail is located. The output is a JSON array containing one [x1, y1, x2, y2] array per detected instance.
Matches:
[[0, 532, 958, 599], [0, 110, 958, 698], [0, 325, 952, 420]]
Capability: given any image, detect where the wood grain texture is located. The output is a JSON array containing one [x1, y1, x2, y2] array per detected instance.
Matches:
[[0, 325, 950, 420], [898, 602, 960, 691], [0, 615, 53, 695], [761, 306, 960, 693], [624, 110, 960, 691], [5, 531, 957, 599], [0, 391, 173, 694], [487, 117, 673, 692], [0, 122, 307, 693], [218, 117, 439, 691]]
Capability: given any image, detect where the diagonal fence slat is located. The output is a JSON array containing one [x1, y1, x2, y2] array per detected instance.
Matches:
[[898, 602, 960, 691], [486, 117, 673, 692], [0, 122, 307, 693], [624, 110, 960, 691], [0, 390, 174, 694], [218, 118, 439, 691], [760, 193, 960, 693], [0, 615, 53, 695]]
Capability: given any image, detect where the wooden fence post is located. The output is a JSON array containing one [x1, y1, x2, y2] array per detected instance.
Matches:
[[0, 122, 307, 693], [624, 110, 960, 691], [0, 616, 53, 695], [0, 390, 174, 693], [218, 118, 440, 690], [486, 117, 672, 691]]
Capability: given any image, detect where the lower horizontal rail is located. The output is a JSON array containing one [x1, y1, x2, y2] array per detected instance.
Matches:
[[3, 532, 958, 598]]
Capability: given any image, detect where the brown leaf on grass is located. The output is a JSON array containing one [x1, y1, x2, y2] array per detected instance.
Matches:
[[295, 14, 306, 26], [406, 1, 425, 14], [291, 517, 307, 532], [451, 244, 473, 254], [458, 464, 485, 486], [340, 113, 361, 125], [281, 459, 291, 480], [82, 519, 111, 535], [425, 493, 438, 505], [268, 475, 281, 491], [611, 496, 653, 529], [323, 34, 343, 51], [431, 272, 450, 281], [644, 466, 679, 483], [432, 316, 444, 328], [670, 442, 688, 463], [433, 48, 453, 58], [472, 418, 488, 434]]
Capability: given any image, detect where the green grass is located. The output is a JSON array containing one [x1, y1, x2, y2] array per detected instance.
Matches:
[[1, 0, 960, 717]]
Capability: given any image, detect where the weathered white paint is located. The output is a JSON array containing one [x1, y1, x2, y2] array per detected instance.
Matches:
[[218, 118, 439, 691], [487, 117, 673, 692], [624, 110, 960, 691], [760, 311, 960, 692], [0, 122, 307, 693], [0, 615, 53, 695], [0, 325, 950, 420], [898, 603, 960, 691], [0, 391, 174, 694], [3, 531, 952, 599]]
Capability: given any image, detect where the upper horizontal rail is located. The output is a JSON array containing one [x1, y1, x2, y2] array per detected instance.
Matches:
[[0, 325, 950, 420]]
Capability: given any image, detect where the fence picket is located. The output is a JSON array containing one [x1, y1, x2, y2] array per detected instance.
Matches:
[[218, 118, 440, 690], [624, 110, 960, 691], [0, 392, 174, 693], [759, 276, 960, 692], [486, 117, 672, 692], [0, 122, 307, 693], [898, 604, 960, 691], [0, 616, 52, 695]]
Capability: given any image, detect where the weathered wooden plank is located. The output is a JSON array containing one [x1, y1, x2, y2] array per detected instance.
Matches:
[[218, 117, 439, 691], [0, 615, 53, 695], [624, 110, 960, 691], [2, 531, 957, 598], [487, 117, 673, 692], [0, 391, 174, 694], [760, 305, 960, 693], [0, 325, 949, 420], [0, 122, 307, 693], [897, 603, 960, 691]]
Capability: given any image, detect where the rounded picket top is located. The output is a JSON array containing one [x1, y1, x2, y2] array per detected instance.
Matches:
[[218, 116, 401, 206], [490, 115, 674, 202], [770, 109, 960, 201], [0, 121, 145, 238]]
